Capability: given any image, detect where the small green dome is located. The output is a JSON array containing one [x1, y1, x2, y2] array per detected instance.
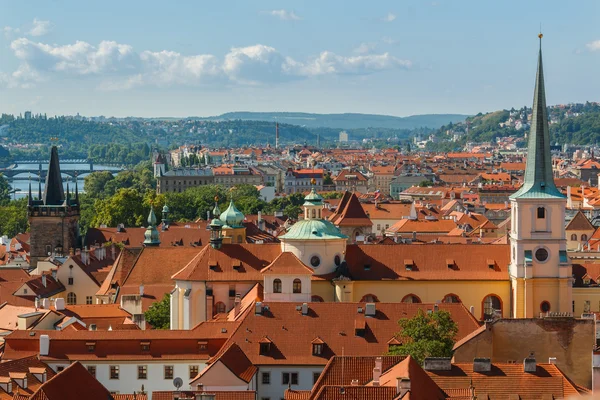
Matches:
[[144, 208, 160, 246], [210, 218, 224, 228], [304, 188, 323, 204], [162, 205, 170, 213], [280, 219, 348, 240], [147, 208, 157, 226], [220, 199, 245, 228]]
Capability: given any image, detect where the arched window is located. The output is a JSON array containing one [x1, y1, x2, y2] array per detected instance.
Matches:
[[67, 292, 77, 305], [442, 294, 461, 304], [482, 295, 502, 320], [214, 302, 226, 314], [571, 234, 577, 241], [582, 234, 588, 242], [540, 301, 551, 313], [273, 279, 282, 294], [360, 294, 379, 303], [401, 294, 422, 303], [293, 279, 302, 294], [537, 207, 545, 219], [311, 295, 324, 302]]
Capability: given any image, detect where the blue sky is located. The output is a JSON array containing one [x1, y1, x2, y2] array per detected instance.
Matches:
[[0, 0, 598, 118]]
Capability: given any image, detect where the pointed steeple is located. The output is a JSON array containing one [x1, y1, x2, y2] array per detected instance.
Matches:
[[28, 175, 33, 205], [510, 34, 564, 200], [143, 208, 161, 246], [38, 170, 42, 200], [43, 146, 65, 205], [74, 173, 79, 204]]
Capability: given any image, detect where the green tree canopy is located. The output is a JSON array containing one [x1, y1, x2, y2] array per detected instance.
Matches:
[[0, 173, 12, 206], [144, 294, 170, 329], [388, 309, 458, 365]]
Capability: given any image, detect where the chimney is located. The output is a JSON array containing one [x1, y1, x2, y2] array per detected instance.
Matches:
[[234, 294, 241, 317], [75, 248, 81, 256], [301, 303, 309, 316], [365, 303, 376, 317], [255, 302, 263, 316], [139, 284, 145, 297], [473, 357, 491, 372], [51, 269, 57, 280], [396, 377, 411, 397], [54, 298, 65, 311], [412, 231, 417, 241], [524, 353, 536, 373], [548, 357, 557, 364], [423, 357, 452, 371], [41, 298, 49, 309], [41, 274, 47, 287], [372, 357, 382, 386], [35, 297, 39, 309], [39, 334, 50, 356], [469, 305, 475, 315]]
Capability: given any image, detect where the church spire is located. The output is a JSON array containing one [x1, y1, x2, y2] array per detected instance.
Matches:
[[510, 34, 564, 200], [43, 146, 66, 205]]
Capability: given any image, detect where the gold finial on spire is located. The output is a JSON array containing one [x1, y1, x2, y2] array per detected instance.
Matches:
[[538, 33, 543, 39]]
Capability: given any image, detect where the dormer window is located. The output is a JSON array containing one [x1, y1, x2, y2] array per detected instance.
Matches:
[[537, 207, 545, 219], [198, 341, 208, 352], [86, 342, 96, 352], [141, 341, 150, 352], [312, 343, 323, 356], [259, 338, 272, 355]]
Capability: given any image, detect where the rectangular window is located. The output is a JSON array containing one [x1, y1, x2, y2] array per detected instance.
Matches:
[[189, 365, 199, 380], [86, 342, 95, 352], [282, 372, 298, 385], [313, 372, 320, 384], [57, 366, 64, 372], [377, 224, 381, 231], [110, 365, 119, 380], [68, 277, 74, 285], [138, 365, 147, 380], [86, 296, 93, 305], [262, 372, 271, 384], [87, 366, 96, 378], [164, 365, 174, 379]]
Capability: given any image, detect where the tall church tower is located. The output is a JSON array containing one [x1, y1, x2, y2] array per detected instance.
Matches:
[[28, 146, 80, 266], [509, 35, 571, 318]]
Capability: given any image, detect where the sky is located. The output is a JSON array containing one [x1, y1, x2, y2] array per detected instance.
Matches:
[[0, 0, 599, 118]]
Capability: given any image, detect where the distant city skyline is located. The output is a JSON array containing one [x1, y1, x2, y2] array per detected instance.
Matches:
[[0, 0, 599, 118]]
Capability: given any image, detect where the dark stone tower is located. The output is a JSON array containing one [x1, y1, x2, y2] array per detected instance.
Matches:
[[28, 146, 80, 266]]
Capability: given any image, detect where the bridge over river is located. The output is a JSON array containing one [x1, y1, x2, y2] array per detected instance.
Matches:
[[0, 160, 124, 180]]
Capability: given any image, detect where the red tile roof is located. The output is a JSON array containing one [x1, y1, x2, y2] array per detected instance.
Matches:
[[261, 252, 314, 275], [328, 192, 373, 227], [151, 392, 255, 400], [27, 362, 112, 400]]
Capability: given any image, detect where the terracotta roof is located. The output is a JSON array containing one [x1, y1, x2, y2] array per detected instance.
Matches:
[[85, 224, 209, 248], [260, 252, 314, 275], [18, 275, 64, 298], [329, 192, 372, 227], [566, 211, 595, 231], [112, 395, 148, 400], [27, 362, 112, 400], [333, 170, 367, 182], [172, 244, 281, 282], [386, 219, 457, 234], [152, 392, 255, 400], [2, 325, 235, 361], [427, 362, 581, 399], [284, 390, 311, 400], [0, 356, 56, 400], [222, 302, 480, 366], [192, 342, 256, 385]]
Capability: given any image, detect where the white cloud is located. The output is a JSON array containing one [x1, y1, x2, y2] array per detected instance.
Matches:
[[354, 42, 378, 54], [29, 18, 52, 37], [586, 40, 600, 51], [3, 26, 20, 38], [382, 12, 396, 22], [3, 37, 411, 89], [287, 51, 411, 77], [264, 9, 301, 21]]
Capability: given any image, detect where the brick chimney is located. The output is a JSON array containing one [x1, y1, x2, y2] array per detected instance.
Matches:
[[473, 357, 491, 372], [396, 377, 411, 397], [372, 357, 382, 386]]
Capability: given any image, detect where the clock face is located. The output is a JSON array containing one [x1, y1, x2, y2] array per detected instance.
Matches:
[[535, 248, 549, 262]]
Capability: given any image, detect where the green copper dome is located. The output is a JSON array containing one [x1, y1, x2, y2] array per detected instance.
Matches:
[[280, 219, 348, 240], [220, 199, 245, 228], [162, 205, 170, 213], [304, 188, 323, 204]]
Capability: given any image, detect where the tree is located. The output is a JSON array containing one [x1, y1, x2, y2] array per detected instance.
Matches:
[[84, 171, 114, 199], [91, 188, 147, 227], [0, 173, 12, 205], [388, 309, 458, 365], [0, 198, 28, 236], [144, 294, 170, 329], [418, 180, 434, 187]]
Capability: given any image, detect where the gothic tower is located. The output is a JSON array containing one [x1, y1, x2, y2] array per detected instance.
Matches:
[[28, 146, 80, 266], [509, 35, 571, 318]]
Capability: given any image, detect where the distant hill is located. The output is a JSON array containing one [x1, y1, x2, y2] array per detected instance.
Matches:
[[202, 112, 468, 130]]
